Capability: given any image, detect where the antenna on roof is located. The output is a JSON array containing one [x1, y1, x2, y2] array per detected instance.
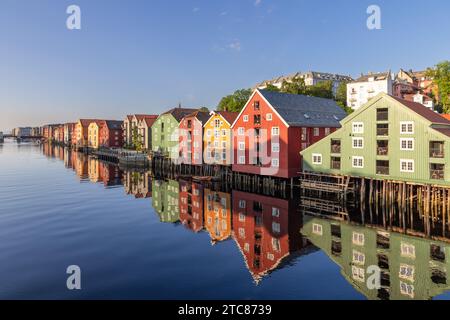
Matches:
[[178, 102, 182, 108]]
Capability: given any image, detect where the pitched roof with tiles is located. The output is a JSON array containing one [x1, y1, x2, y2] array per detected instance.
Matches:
[[216, 111, 239, 125], [258, 89, 346, 127], [390, 96, 450, 125], [184, 110, 211, 124], [79, 119, 102, 127], [163, 107, 200, 122], [105, 120, 123, 130], [134, 114, 158, 121], [353, 71, 391, 83]]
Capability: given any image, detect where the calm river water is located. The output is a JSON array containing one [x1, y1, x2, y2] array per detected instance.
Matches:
[[0, 139, 449, 300]]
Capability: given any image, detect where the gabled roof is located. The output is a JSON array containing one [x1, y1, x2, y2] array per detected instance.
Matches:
[[183, 110, 211, 124], [104, 120, 123, 130], [257, 89, 346, 127], [390, 96, 449, 125], [79, 119, 102, 127], [216, 111, 239, 125], [126, 115, 133, 121], [163, 107, 199, 122], [143, 117, 157, 127], [352, 71, 391, 83], [134, 114, 158, 121]]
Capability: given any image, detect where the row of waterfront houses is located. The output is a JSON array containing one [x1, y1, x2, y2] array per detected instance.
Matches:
[[38, 86, 450, 185]]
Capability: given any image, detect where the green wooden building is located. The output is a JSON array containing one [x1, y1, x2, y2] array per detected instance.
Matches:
[[151, 179, 180, 223], [301, 93, 450, 185], [151, 107, 198, 160], [302, 215, 450, 300]]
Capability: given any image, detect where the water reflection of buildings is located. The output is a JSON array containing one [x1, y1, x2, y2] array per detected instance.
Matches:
[[152, 179, 180, 223], [301, 197, 450, 300], [124, 171, 152, 198], [232, 190, 313, 284], [179, 180, 204, 233], [204, 188, 232, 244]]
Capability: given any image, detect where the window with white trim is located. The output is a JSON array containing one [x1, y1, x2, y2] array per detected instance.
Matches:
[[352, 250, 365, 265], [272, 143, 280, 152], [399, 264, 415, 281], [271, 127, 279, 136], [266, 113, 273, 121], [238, 127, 245, 136], [312, 153, 322, 165], [352, 266, 365, 282], [272, 222, 281, 234], [352, 137, 364, 149], [400, 159, 414, 173], [238, 142, 245, 151], [352, 232, 365, 245], [238, 156, 245, 164], [352, 122, 364, 134], [206, 129, 211, 137], [400, 282, 415, 298], [239, 213, 246, 222], [243, 115, 249, 122], [400, 242, 416, 258], [400, 121, 414, 134], [313, 128, 320, 136], [352, 156, 364, 168], [312, 223, 323, 236], [400, 138, 414, 151], [272, 207, 280, 217], [271, 158, 279, 167]]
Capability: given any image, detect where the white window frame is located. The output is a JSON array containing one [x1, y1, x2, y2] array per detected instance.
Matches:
[[352, 156, 364, 169], [272, 207, 280, 217], [272, 143, 280, 153], [266, 113, 273, 121], [239, 200, 246, 208], [352, 122, 364, 134], [400, 138, 414, 151], [312, 153, 322, 165], [400, 242, 416, 259], [312, 223, 323, 236], [271, 158, 279, 167], [238, 142, 245, 151], [243, 115, 249, 122], [238, 156, 245, 164], [352, 250, 365, 265], [352, 232, 365, 246], [238, 127, 245, 136], [352, 137, 364, 149], [313, 128, 320, 136], [271, 127, 279, 136], [400, 159, 414, 173], [400, 121, 414, 134]]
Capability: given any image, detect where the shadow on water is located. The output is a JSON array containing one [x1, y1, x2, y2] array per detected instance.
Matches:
[[42, 144, 450, 300]]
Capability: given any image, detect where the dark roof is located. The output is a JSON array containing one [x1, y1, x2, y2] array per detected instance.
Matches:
[[434, 128, 450, 138], [390, 96, 450, 124], [217, 111, 239, 125], [353, 71, 390, 83], [105, 120, 123, 130], [163, 107, 199, 122], [258, 90, 346, 127], [184, 110, 211, 124]]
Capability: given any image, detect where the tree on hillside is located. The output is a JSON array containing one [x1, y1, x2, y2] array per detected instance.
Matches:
[[281, 77, 307, 95], [264, 84, 281, 92], [306, 80, 334, 99], [427, 61, 450, 113], [217, 89, 252, 112], [335, 81, 353, 114]]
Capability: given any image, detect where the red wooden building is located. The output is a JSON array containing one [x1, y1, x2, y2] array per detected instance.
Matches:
[[231, 89, 346, 178], [179, 179, 204, 233], [179, 110, 210, 165], [231, 190, 309, 284], [99, 120, 124, 148]]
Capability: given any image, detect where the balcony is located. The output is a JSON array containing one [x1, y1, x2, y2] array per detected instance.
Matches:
[[376, 160, 389, 175], [377, 108, 389, 121], [430, 141, 444, 158], [377, 124, 389, 136], [430, 164, 445, 180], [377, 140, 389, 156], [331, 139, 341, 154]]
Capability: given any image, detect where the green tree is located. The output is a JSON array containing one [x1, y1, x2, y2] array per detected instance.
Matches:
[[427, 61, 450, 113], [306, 80, 334, 99], [264, 84, 281, 92], [131, 127, 143, 151], [217, 89, 252, 112], [199, 107, 210, 112], [280, 77, 307, 95]]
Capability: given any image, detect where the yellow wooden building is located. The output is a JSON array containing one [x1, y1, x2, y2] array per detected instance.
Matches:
[[203, 111, 239, 165]]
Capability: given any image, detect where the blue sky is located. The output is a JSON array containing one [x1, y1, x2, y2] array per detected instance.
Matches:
[[1, 0, 450, 131]]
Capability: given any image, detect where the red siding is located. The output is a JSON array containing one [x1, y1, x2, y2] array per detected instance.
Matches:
[[99, 123, 123, 148], [179, 116, 204, 165], [179, 180, 204, 233]]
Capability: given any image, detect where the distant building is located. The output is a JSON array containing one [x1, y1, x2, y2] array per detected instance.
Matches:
[[64, 123, 76, 145], [394, 69, 435, 110], [403, 92, 434, 111], [75, 119, 101, 148], [14, 127, 32, 137], [256, 71, 353, 95], [123, 114, 158, 149], [179, 110, 210, 165], [0, 132, 3, 143], [347, 71, 393, 110]]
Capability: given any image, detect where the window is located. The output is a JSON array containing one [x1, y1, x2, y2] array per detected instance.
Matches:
[[272, 222, 280, 234], [312, 153, 322, 165], [239, 213, 246, 222], [244, 243, 250, 252], [272, 238, 281, 252], [400, 121, 414, 134], [352, 250, 365, 265], [313, 128, 320, 136], [267, 253, 274, 261], [238, 127, 245, 136], [352, 137, 364, 149], [430, 163, 445, 180], [376, 160, 389, 175], [400, 282, 415, 298], [266, 113, 272, 121], [253, 101, 260, 110], [222, 129, 227, 136], [352, 122, 364, 134], [238, 142, 245, 150], [352, 266, 365, 282], [272, 207, 280, 217], [325, 128, 331, 136], [377, 108, 389, 121], [239, 200, 246, 208], [214, 119, 221, 127], [399, 264, 415, 282], [352, 156, 364, 168], [206, 129, 211, 137], [239, 156, 245, 164], [352, 232, 365, 246], [214, 130, 220, 138], [312, 223, 323, 236], [271, 127, 279, 136], [271, 158, 279, 167], [377, 123, 389, 136], [400, 138, 414, 151], [401, 243, 416, 258], [243, 115, 249, 122], [331, 157, 341, 170], [272, 143, 280, 152], [238, 228, 245, 238], [400, 159, 414, 173]]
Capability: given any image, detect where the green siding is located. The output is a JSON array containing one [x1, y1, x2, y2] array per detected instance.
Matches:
[[302, 93, 450, 185], [151, 114, 180, 160], [302, 216, 450, 300], [151, 179, 180, 223]]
